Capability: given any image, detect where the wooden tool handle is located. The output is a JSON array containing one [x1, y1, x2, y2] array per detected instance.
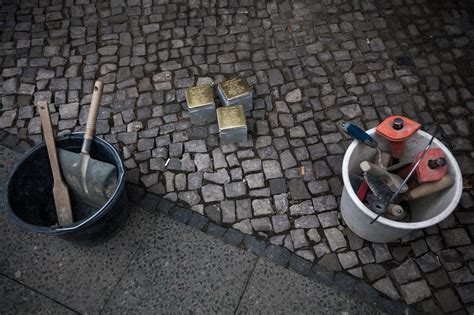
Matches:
[[406, 175, 454, 200], [380, 152, 392, 168], [387, 204, 404, 217], [84, 81, 103, 141], [38, 101, 62, 182], [37, 101, 73, 225], [360, 161, 389, 179]]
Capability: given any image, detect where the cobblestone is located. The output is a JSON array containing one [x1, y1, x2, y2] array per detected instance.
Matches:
[[2, 0, 473, 311], [400, 280, 432, 305], [391, 260, 421, 285], [324, 228, 347, 252]]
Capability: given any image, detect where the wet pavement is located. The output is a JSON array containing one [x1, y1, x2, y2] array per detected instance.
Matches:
[[0, 0, 473, 312]]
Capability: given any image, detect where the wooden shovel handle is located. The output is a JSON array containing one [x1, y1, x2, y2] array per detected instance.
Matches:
[[81, 81, 103, 154], [84, 81, 103, 141]]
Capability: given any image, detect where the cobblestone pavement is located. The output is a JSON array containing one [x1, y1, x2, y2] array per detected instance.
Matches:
[[1, 0, 473, 312]]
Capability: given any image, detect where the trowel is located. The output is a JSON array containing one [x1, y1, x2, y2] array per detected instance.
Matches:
[[360, 161, 408, 193], [37, 101, 74, 225], [341, 122, 389, 168], [58, 81, 118, 208]]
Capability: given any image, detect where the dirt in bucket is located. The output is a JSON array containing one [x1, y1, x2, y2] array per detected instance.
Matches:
[[8, 146, 100, 227]]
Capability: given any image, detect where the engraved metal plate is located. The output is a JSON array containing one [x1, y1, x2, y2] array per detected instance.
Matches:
[[219, 77, 251, 101], [186, 84, 214, 109], [217, 105, 246, 131]]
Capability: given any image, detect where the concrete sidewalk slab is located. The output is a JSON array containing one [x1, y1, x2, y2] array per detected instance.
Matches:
[[0, 204, 153, 313], [0, 146, 26, 265], [0, 275, 74, 314], [103, 214, 257, 313], [236, 259, 376, 314]]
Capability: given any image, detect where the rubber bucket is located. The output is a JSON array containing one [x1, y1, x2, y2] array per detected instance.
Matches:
[[341, 128, 463, 243], [3, 133, 128, 244]]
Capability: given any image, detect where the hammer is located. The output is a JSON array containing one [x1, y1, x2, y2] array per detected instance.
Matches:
[[58, 81, 117, 208]]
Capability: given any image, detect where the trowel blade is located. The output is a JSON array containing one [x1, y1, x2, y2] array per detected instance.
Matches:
[[363, 171, 393, 204]]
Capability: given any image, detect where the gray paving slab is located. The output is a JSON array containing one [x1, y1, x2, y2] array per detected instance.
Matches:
[[0, 275, 74, 314], [102, 214, 257, 314], [0, 203, 154, 313], [236, 259, 378, 314], [0, 146, 24, 264]]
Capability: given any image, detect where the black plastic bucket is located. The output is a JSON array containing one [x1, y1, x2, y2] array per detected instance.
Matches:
[[3, 132, 128, 244]]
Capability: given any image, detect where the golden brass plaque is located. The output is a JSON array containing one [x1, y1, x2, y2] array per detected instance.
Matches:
[[186, 84, 214, 108], [219, 77, 250, 101], [217, 105, 246, 130]]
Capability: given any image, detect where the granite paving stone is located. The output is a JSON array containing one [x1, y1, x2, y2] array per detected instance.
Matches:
[[338, 252, 359, 269], [391, 259, 422, 285], [442, 228, 472, 247], [201, 184, 224, 203], [433, 288, 462, 312], [289, 200, 314, 216], [364, 264, 387, 282], [252, 199, 273, 217], [233, 219, 253, 235], [294, 215, 320, 229], [415, 252, 441, 273], [272, 215, 290, 234], [358, 247, 376, 265], [268, 178, 287, 195], [373, 278, 400, 301], [312, 196, 337, 212], [399, 280, 432, 305], [324, 228, 347, 252], [251, 218, 273, 232], [456, 284, 474, 304], [438, 249, 464, 271], [290, 229, 309, 250], [1, 0, 474, 310]]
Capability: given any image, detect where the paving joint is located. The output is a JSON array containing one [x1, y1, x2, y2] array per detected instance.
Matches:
[[233, 256, 260, 314], [0, 273, 80, 314]]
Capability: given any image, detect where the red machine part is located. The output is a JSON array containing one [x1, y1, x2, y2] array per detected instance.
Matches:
[[376, 116, 421, 159], [357, 181, 369, 201], [415, 148, 447, 183]]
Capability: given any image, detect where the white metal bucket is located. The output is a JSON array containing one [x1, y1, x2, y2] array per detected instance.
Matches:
[[341, 128, 463, 243]]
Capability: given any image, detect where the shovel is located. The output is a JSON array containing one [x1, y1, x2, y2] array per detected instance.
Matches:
[[37, 101, 74, 225], [58, 81, 118, 208]]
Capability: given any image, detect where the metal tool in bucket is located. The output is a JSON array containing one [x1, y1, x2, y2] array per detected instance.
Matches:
[[58, 81, 118, 209]]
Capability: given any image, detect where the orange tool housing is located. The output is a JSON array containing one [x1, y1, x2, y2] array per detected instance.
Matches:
[[415, 148, 447, 183], [376, 116, 421, 159]]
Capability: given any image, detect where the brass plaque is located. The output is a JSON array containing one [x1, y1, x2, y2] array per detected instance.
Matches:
[[186, 84, 214, 108], [217, 105, 246, 130], [219, 77, 250, 101]]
